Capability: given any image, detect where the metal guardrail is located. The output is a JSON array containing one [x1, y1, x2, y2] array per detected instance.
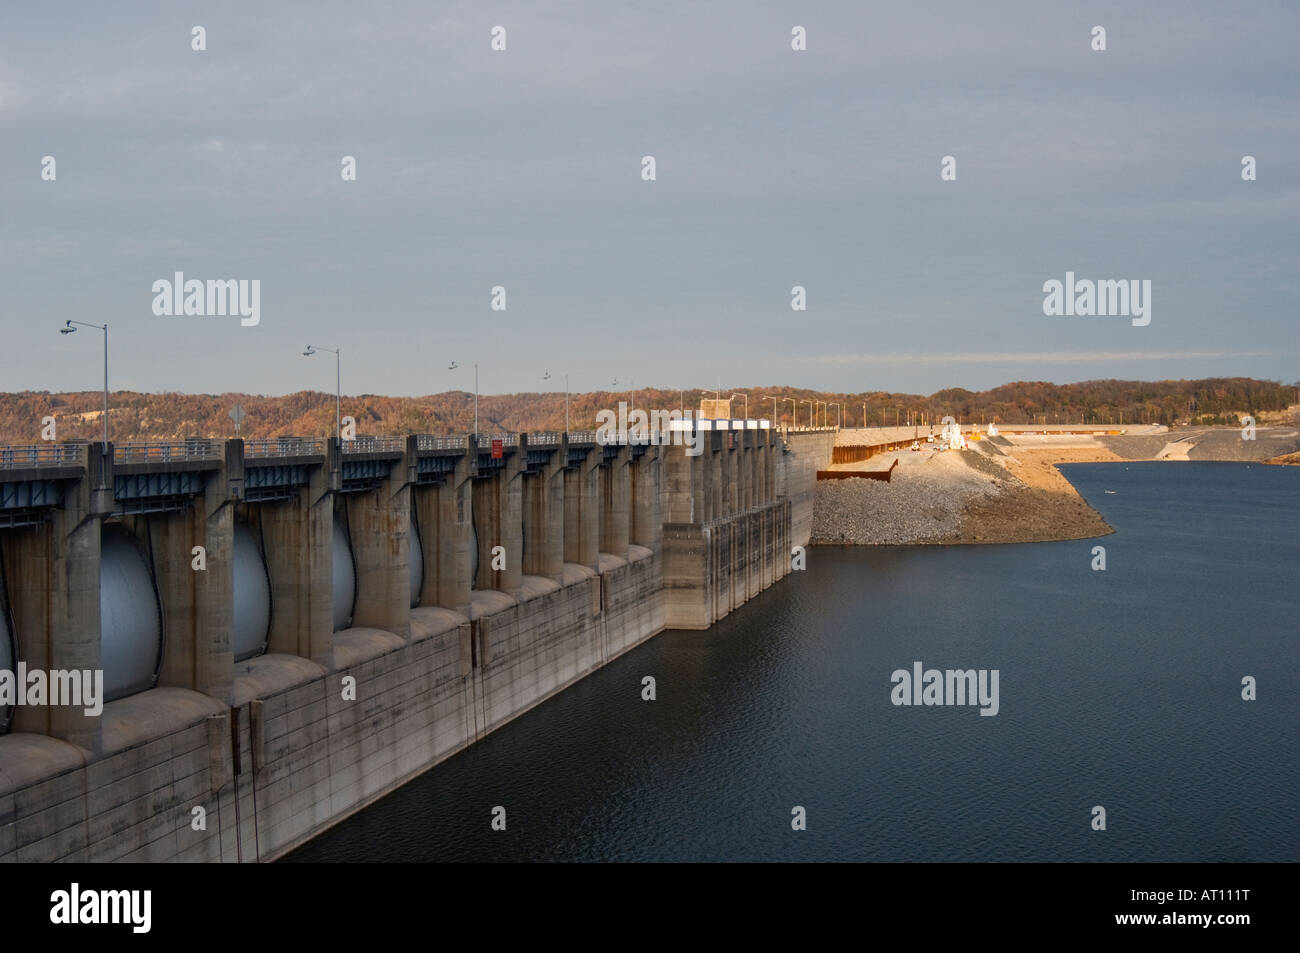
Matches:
[[114, 440, 222, 463], [244, 437, 326, 458], [416, 435, 468, 451], [0, 443, 87, 470], [8, 425, 780, 465], [341, 435, 405, 454]]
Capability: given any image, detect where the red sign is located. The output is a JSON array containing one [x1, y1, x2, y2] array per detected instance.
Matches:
[[491, 438, 503, 459]]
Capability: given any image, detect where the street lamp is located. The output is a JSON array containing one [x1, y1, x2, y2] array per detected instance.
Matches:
[[828, 402, 842, 428], [545, 371, 569, 433], [303, 345, 341, 439], [815, 401, 826, 427], [763, 395, 779, 422], [783, 397, 797, 427], [730, 393, 748, 420], [60, 320, 109, 450], [449, 361, 478, 438], [543, 371, 567, 433], [800, 399, 813, 428]]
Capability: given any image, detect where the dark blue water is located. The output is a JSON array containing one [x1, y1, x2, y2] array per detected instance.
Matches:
[[287, 462, 1299, 862]]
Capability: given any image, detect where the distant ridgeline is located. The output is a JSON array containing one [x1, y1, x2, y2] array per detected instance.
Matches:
[[0, 377, 1294, 443]]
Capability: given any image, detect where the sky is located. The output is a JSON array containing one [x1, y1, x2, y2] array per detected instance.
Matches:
[[1, 1, 1297, 398]]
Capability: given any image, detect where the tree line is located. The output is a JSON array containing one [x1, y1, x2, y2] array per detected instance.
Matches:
[[0, 377, 1293, 443]]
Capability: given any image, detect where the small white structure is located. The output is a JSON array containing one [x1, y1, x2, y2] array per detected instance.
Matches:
[[987, 421, 999, 436]]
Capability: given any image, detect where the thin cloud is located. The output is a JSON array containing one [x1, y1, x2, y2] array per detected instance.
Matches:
[[802, 351, 1279, 366]]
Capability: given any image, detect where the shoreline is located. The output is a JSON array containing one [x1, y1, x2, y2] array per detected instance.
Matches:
[[933, 447, 1116, 545], [811, 429, 1300, 547]]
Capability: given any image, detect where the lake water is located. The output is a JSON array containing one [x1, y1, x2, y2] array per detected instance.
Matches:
[[287, 462, 1299, 862]]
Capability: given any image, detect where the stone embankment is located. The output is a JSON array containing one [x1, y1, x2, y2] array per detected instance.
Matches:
[[812, 426, 1300, 546]]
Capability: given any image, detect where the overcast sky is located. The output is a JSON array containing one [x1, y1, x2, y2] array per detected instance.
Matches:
[[1, 1, 1296, 398]]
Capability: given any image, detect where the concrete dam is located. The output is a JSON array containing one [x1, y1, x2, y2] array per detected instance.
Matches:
[[0, 425, 833, 862]]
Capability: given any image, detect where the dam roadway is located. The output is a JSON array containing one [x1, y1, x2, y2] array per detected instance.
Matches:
[[0, 424, 834, 861]]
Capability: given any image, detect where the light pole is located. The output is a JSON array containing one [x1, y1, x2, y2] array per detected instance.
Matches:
[[449, 361, 477, 438], [829, 402, 842, 428], [763, 395, 779, 422], [543, 371, 567, 433], [784, 397, 797, 427], [730, 393, 748, 420], [815, 401, 826, 427], [60, 320, 109, 450], [800, 399, 813, 428], [304, 345, 341, 439]]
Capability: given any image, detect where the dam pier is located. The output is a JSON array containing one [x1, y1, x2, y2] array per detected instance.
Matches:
[[0, 422, 832, 862]]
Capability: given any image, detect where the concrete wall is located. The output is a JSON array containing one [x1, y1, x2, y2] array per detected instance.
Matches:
[[0, 426, 820, 862], [662, 427, 791, 630], [0, 551, 663, 862], [779, 430, 835, 549]]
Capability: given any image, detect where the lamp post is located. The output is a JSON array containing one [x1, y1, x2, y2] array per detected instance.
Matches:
[[829, 402, 842, 428], [304, 345, 341, 439], [800, 399, 813, 428], [543, 371, 567, 433], [449, 361, 477, 438], [783, 397, 797, 427], [815, 401, 826, 427], [730, 393, 748, 421], [60, 320, 109, 450], [763, 395, 779, 422]]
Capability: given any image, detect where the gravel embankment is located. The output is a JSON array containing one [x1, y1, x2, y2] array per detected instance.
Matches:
[[811, 452, 1011, 544]]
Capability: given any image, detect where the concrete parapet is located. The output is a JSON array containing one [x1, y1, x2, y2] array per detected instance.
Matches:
[[522, 436, 565, 582], [253, 450, 333, 671], [1, 444, 102, 752], [630, 446, 662, 548], [343, 450, 411, 639], [600, 443, 631, 559], [563, 440, 600, 570], [0, 423, 830, 862]]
